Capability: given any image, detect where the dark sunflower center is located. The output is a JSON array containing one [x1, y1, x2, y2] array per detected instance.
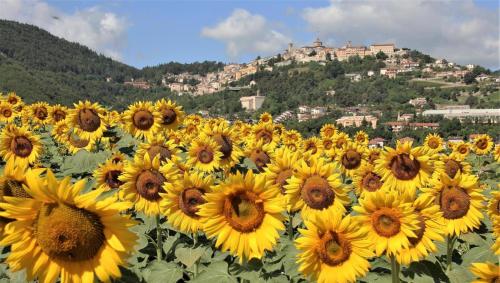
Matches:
[[161, 108, 177, 125], [439, 185, 470, 219], [255, 129, 273, 144], [178, 188, 205, 218], [324, 128, 334, 137], [214, 134, 233, 159], [361, 172, 383, 192], [198, 149, 214, 164], [317, 231, 351, 266], [34, 106, 48, 120], [77, 108, 101, 132], [35, 203, 104, 262], [10, 136, 33, 158], [458, 145, 468, 154], [105, 170, 124, 189], [342, 150, 362, 170], [323, 140, 333, 150], [133, 110, 154, 130], [475, 139, 488, 150], [369, 152, 380, 164], [135, 170, 166, 201], [305, 143, 317, 154], [428, 139, 440, 149], [250, 149, 270, 172], [275, 168, 293, 195], [390, 153, 420, 180], [8, 97, 18, 104], [2, 108, 12, 117], [335, 138, 346, 149], [53, 110, 66, 122], [445, 159, 462, 178], [408, 213, 426, 246], [223, 191, 265, 232], [0, 179, 31, 198], [372, 208, 401, 237], [356, 135, 365, 143], [301, 175, 334, 210], [147, 145, 172, 163]]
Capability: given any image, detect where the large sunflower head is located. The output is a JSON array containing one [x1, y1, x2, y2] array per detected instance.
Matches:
[[155, 99, 185, 130], [295, 215, 374, 283], [264, 147, 300, 196], [375, 141, 433, 196], [68, 101, 107, 141], [122, 101, 162, 141], [0, 169, 138, 283], [320, 124, 337, 139], [422, 172, 485, 236], [285, 158, 350, 221], [187, 135, 223, 173], [352, 163, 384, 197], [136, 136, 179, 165], [472, 134, 494, 155], [198, 170, 286, 262], [335, 141, 368, 177], [0, 101, 19, 124], [353, 189, 419, 256], [119, 153, 180, 216], [470, 262, 499, 283], [423, 133, 444, 153], [202, 122, 243, 169], [94, 160, 125, 191], [161, 171, 214, 234], [433, 152, 472, 179], [47, 104, 69, 125], [0, 125, 42, 166]]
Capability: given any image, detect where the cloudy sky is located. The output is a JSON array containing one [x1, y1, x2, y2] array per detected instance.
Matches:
[[0, 0, 498, 69]]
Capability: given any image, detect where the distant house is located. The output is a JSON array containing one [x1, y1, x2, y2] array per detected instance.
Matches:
[[124, 79, 150, 90], [370, 43, 395, 57], [345, 73, 362, 82], [369, 137, 386, 148], [380, 68, 397, 79], [298, 105, 311, 113], [475, 74, 491, 82], [397, 113, 414, 122], [311, 106, 327, 119], [336, 115, 378, 129], [408, 97, 427, 107], [367, 70, 375, 77], [240, 95, 265, 111], [385, 122, 439, 132]]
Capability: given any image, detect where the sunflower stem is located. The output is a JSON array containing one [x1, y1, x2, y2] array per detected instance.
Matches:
[[288, 212, 294, 240], [390, 254, 400, 283], [193, 233, 199, 278], [155, 215, 162, 262], [446, 235, 456, 271]]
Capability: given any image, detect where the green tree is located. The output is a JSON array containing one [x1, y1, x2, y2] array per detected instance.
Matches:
[[375, 51, 388, 60]]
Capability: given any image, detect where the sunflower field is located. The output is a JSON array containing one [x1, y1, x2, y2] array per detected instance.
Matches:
[[0, 91, 498, 283]]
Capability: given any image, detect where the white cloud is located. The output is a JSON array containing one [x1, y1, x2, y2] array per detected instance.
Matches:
[[0, 0, 128, 60], [201, 9, 291, 59], [302, 0, 500, 69]]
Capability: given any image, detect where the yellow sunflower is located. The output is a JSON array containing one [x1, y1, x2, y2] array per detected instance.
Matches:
[[264, 147, 300, 196], [119, 154, 179, 216], [452, 141, 471, 158], [198, 170, 286, 262], [109, 151, 128, 164], [303, 137, 323, 160], [432, 153, 472, 179], [367, 147, 382, 165], [0, 101, 19, 123], [136, 136, 179, 164], [122, 101, 162, 141], [24, 102, 50, 128], [155, 99, 185, 130], [335, 141, 368, 177], [375, 141, 433, 196], [245, 139, 274, 172], [47, 104, 69, 125], [354, 131, 369, 146], [202, 122, 243, 169], [0, 158, 37, 200], [4, 92, 22, 107], [62, 132, 95, 154], [94, 160, 125, 191], [421, 172, 484, 236], [472, 134, 494, 155], [494, 144, 500, 162], [352, 163, 384, 197], [259, 112, 273, 124], [493, 218, 500, 255], [0, 169, 138, 283], [396, 195, 445, 265], [68, 101, 107, 141], [320, 123, 337, 139], [470, 262, 499, 283], [103, 110, 122, 128], [487, 187, 500, 221], [0, 125, 42, 166], [353, 189, 419, 256], [252, 122, 279, 149], [423, 133, 444, 153], [161, 171, 214, 234], [332, 132, 350, 150], [320, 136, 335, 157], [295, 215, 374, 283], [285, 158, 349, 221], [187, 135, 223, 173]]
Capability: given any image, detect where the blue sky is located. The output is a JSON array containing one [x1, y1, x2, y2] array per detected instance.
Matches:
[[2, 0, 499, 69]]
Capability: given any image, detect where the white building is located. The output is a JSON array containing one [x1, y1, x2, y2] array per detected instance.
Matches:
[[240, 95, 265, 111], [422, 109, 500, 123]]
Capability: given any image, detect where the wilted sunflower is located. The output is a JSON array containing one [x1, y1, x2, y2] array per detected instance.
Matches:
[[119, 154, 179, 216], [421, 172, 484, 236], [155, 99, 185, 130], [136, 136, 179, 164], [354, 131, 369, 146], [68, 101, 107, 141], [161, 171, 213, 234], [352, 163, 384, 197], [94, 160, 125, 191], [433, 153, 472, 179], [453, 141, 471, 158], [0, 169, 138, 283], [25, 102, 50, 127], [47, 104, 69, 125], [423, 133, 444, 153], [187, 135, 223, 173], [472, 134, 494, 155], [245, 139, 274, 172], [295, 216, 374, 283], [353, 189, 419, 256], [320, 123, 337, 139], [252, 122, 279, 149], [0, 101, 18, 123], [0, 125, 42, 166], [396, 195, 445, 265], [336, 142, 367, 178], [198, 171, 286, 262], [285, 158, 349, 221], [122, 101, 162, 141], [375, 141, 433, 196], [264, 147, 300, 196], [469, 262, 499, 283], [202, 122, 243, 169], [259, 112, 273, 124]]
